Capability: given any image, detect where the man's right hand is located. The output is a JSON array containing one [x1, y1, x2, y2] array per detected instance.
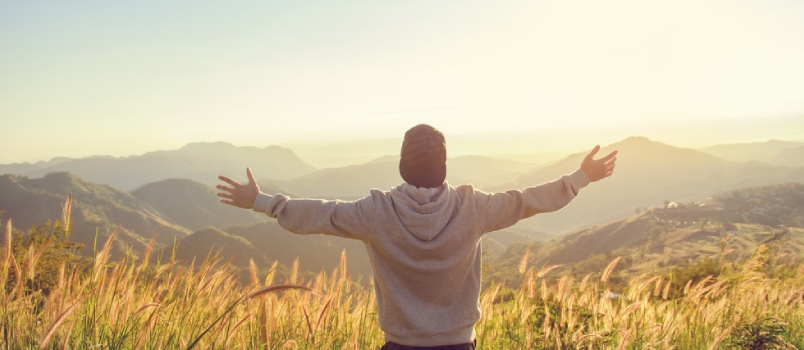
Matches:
[[217, 167, 260, 209]]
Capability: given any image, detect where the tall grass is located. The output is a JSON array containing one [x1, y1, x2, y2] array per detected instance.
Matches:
[[2, 211, 803, 349]]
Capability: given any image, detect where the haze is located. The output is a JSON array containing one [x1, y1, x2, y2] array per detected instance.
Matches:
[[2, 0, 804, 165]]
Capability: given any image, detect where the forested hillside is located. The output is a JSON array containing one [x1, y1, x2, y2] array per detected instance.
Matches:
[[0, 172, 189, 258], [132, 178, 266, 231], [485, 183, 804, 289]]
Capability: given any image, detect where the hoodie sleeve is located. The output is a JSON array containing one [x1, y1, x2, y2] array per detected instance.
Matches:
[[252, 192, 378, 241], [473, 169, 590, 234]]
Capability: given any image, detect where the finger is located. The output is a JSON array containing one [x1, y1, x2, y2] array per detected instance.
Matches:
[[585, 145, 601, 160], [246, 167, 256, 185], [604, 170, 613, 177], [598, 150, 618, 163], [216, 184, 235, 192], [219, 198, 235, 205], [218, 175, 240, 187], [217, 192, 234, 199], [604, 157, 617, 166]]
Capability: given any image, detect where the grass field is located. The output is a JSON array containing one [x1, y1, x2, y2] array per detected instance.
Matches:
[[3, 215, 804, 349]]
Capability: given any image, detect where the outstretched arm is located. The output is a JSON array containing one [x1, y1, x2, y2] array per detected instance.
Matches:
[[475, 145, 617, 234], [217, 168, 375, 241]]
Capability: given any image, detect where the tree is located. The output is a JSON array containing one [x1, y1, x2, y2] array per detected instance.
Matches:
[[3, 197, 85, 294]]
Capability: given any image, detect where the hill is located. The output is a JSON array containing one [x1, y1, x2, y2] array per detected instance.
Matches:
[[495, 136, 804, 233], [771, 146, 804, 168], [485, 182, 804, 285], [0, 171, 369, 277], [16, 142, 316, 191], [0, 172, 190, 258], [269, 155, 537, 199], [269, 157, 402, 199], [447, 156, 538, 189], [698, 139, 804, 164], [131, 178, 267, 231]]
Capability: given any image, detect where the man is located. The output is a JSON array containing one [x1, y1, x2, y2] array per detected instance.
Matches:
[[217, 124, 617, 350]]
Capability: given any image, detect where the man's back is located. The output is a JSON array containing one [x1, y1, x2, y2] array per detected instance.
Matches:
[[251, 169, 590, 346]]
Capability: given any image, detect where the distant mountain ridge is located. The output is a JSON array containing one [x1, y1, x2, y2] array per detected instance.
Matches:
[[0, 157, 74, 175], [771, 146, 804, 168], [698, 139, 804, 165], [4, 142, 316, 191], [267, 154, 538, 199]]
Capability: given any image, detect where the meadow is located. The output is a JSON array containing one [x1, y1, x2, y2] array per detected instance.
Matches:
[[2, 201, 804, 349]]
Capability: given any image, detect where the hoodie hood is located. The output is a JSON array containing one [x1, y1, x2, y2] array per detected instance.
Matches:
[[390, 182, 455, 241]]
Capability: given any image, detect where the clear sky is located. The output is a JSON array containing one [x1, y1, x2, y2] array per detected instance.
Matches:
[[2, 0, 804, 164]]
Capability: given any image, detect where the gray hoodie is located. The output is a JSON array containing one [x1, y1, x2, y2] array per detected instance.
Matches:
[[252, 169, 590, 346]]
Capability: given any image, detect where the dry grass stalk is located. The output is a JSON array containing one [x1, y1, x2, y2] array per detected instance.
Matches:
[[248, 284, 320, 300], [302, 304, 314, 337], [576, 333, 603, 344], [39, 301, 80, 349], [617, 330, 631, 350], [537, 264, 562, 278], [3, 219, 11, 285], [135, 303, 163, 314], [291, 258, 299, 284], [61, 195, 72, 233], [663, 281, 672, 300], [654, 277, 663, 297], [315, 296, 333, 332], [683, 279, 694, 296], [250, 259, 260, 286], [601, 257, 621, 283], [518, 246, 531, 274], [93, 226, 120, 282], [580, 273, 592, 293], [139, 229, 160, 274]]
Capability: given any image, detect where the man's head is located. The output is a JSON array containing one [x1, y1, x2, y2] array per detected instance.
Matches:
[[399, 124, 447, 188]]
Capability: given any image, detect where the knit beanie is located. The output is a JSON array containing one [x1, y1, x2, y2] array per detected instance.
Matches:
[[399, 124, 447, 188]]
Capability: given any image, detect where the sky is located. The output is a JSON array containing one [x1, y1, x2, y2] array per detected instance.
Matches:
[[2, 0, 804, 164]]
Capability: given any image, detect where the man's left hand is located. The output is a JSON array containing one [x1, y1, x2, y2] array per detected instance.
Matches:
[[580, 145, 617, 182], [217, 167, 260, 209]]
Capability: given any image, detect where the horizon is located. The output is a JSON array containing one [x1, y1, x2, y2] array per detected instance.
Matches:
[[3, 128, 803, 170], [2, 1, 804, 164]]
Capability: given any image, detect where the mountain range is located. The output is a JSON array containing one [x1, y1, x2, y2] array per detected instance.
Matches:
[[1, 142, 316, 191], [266, 155, 536, 200], [698, 139, 804, 165], [1, 136, 803, 280]]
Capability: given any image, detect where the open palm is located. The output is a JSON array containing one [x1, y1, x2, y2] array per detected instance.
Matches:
[[580, 145, 617, 182], [217, 167, 260, 209]]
